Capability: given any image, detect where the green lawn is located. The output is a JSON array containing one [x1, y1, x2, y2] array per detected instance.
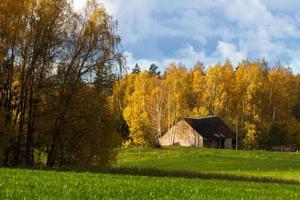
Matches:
[[1, 148, 299, 199], [116, 147, 300, 181], [0, 168, 299, 200]]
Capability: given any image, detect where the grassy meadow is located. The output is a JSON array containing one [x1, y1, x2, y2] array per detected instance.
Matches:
[[1, 147, 300, 199], [0, 168, 299, 200], [116, 147, 300, 181]]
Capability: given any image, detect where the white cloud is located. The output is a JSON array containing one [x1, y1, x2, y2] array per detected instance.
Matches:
[[105, 0, 155, 44], [217, 41, 247, 66], [162, 42, 247, 68], [124, 51, 160, 71], [289, 60, 300, 74], [162, 44, 218, 68], [288, 51, 300, 74], [72, 0, 300, 73], [223, 0, 298, 38]]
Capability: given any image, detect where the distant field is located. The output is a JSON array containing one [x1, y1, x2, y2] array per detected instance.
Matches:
[[116, 147, 300, 181], [0, 168, 299, 200]]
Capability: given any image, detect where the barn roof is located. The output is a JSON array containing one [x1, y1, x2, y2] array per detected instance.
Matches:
[[184, 116, 235, 140]]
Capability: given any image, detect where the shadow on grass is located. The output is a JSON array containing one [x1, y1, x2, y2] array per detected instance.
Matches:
[[100, 167, 300, 185], [3, 166, 299, 185]]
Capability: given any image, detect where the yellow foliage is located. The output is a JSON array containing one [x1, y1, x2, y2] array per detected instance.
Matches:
[[123, 72, 154, 146], [114, 59, 300, 148], [191, 106, 209, 118], [243, 122, 259, 149]]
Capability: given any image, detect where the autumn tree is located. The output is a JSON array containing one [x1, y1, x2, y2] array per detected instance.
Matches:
[[203, 60, 234, 117], [1, 0, 123, 167], [123, 72, 153, 146], [190, 62, 208, 117], [46, 0, 122, 167]]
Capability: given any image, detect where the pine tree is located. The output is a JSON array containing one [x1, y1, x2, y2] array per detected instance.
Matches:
[[132, 63, 141, 74], [148, 63, 161, 76]]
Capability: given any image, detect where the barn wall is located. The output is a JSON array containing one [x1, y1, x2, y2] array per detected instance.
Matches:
[[160, 120, 203, 147], [224, 139, 232, 149], [204, 139, 233, 149], [211, 140, 219, 148]]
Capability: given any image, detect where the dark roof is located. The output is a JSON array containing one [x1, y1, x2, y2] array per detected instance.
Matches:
[[184, 116, 235, 140]]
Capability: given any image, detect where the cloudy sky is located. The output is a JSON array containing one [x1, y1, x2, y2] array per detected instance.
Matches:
[[74, 0, 300, 73]]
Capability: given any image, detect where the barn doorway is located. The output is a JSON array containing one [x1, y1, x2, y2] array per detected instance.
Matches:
[[218, 138, 225, 149]]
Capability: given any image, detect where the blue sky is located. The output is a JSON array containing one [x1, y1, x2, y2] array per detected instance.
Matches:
[[74, 0, 300, 73]]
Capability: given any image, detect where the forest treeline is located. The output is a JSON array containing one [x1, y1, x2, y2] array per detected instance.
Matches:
[[114, 61, 300, 149], [0, 0, 124, 167]]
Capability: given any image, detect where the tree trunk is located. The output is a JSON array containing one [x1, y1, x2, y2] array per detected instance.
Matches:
[[25, 77, 35, 166], [47, 115, 62, 167]]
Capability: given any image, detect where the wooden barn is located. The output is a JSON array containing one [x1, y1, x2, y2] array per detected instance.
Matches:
[[160, 116, 235, 149]]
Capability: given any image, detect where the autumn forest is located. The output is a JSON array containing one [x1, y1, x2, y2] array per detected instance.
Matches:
[[1, 0, 300, 169], [115, 61, 300, 149]]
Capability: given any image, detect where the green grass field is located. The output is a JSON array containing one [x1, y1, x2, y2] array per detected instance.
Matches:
[[116, 147, 300, 181], [1, 147, 300, 199], [0, 168, 299, 200]]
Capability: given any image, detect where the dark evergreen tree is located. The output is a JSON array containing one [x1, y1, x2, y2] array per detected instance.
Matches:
[[148, 63, 160, 76], [132, 63, 141, 74]]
